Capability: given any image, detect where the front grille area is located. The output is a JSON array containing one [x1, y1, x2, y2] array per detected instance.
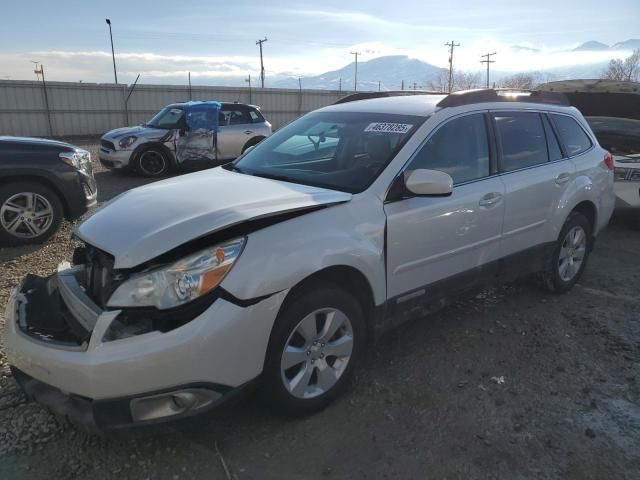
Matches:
[[76, 245, 127, 308], [101, 139, 116, 151]]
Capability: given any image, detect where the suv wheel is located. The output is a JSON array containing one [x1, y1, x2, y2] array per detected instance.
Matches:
[[540, 212, 592, 293], [263, 285, 365, 415], [136, 148, 169, 177], [0, 182, 63, 246]]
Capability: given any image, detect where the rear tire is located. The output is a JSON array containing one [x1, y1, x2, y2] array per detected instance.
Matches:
[[0, 181, 63, 246], [539, 212, 593, 293], [263, 285, 365, 416]]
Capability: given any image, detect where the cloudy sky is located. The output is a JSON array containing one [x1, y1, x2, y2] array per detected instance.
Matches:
[[1, 0, 638, 85]]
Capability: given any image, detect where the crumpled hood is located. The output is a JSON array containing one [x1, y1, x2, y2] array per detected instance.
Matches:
[[76, 168, 352, 268], [103, 125, 165, 140]]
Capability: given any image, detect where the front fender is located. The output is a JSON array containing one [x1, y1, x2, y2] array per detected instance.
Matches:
[[220, 194, 387, 305]]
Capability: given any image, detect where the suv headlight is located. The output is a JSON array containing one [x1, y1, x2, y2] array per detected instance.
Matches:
[[118, 135, 138, 148], [107, 238, 246, 310], [59, 149, 91, 170]]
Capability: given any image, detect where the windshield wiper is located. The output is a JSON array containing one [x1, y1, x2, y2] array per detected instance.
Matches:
[[224, 163, 246, 174], [250, 172, 293, 183]]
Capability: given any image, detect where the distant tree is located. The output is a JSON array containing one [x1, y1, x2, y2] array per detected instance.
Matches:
[[498, 72, 541, 90], [427, 69, 482, 93], [602, 49, 640, 82], [454, 71, 482, 91], [427, 70, 449, 93]]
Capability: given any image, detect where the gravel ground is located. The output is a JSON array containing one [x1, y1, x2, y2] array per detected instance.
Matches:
[[0, 142, 639, 479]]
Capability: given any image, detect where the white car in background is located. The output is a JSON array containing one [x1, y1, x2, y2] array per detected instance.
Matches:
[[586, 116, 640, 210], [3, 89, 614, 432]]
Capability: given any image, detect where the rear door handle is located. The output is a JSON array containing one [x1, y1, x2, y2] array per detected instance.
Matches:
[[479, 192, 503, 207], [555, 172, 571, 185], [244, 130, 254, 135]]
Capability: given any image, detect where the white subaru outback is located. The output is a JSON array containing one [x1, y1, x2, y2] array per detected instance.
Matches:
[[3, 90, 615, 431]]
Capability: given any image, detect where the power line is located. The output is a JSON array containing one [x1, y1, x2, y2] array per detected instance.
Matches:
[[350, 51, 361, 92], [445, 40, 460, 93], [256, 37, 268, 88], [480, 52, 497, 89]]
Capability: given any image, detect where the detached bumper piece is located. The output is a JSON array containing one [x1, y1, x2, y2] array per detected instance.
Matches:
[[12, 367, 233, 433]]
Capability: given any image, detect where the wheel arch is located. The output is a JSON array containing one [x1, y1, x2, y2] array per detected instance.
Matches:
[[570, 200, 597, 234], [0, 174, 69, 218], [277, 265, 378, 344], [241, 135, 266, 153], [132, 142, 176, 170]]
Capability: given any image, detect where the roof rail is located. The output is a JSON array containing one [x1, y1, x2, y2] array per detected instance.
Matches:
[[334, 90, 441, 105], [436, 88, 570, 108]]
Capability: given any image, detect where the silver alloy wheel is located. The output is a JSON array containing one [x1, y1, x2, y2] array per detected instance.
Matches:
[[139, 150, 166, 176], [558, 225, 587, 282], [0, 192, 54, 238], [280, 307, 354, 399]]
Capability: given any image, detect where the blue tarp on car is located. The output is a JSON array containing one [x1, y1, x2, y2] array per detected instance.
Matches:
[[183, 101, 221, 132]]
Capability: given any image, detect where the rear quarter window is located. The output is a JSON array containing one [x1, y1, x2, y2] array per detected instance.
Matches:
[[551, 114, 593, 156]]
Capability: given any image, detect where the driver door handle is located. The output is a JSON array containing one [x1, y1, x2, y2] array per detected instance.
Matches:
[[479, 192, 503, 207], [244, 130, 254, 135]]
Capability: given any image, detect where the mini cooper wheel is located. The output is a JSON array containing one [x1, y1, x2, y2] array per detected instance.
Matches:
[[264, 286, 365, 415], [540, 212, 592, 293], [136, 148, 169, 177], [0, 182, 63, 246]]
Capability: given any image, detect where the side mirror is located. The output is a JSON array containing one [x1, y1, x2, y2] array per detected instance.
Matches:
[[404, 169, 453, 196]]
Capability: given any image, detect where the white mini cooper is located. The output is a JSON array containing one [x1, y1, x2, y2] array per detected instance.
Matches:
[[4, 90, 615, 431]]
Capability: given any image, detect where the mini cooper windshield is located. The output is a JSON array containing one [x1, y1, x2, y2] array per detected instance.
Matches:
[[145, 106, 185, 129], [232, 111, 426, 193]]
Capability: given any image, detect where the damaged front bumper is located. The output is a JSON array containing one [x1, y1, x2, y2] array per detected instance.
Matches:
[[2, 267, 286, 431]]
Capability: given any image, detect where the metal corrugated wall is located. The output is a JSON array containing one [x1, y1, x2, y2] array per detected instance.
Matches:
[[0, 80, 347, 137]]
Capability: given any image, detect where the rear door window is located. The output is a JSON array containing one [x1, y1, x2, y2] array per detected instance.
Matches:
[[220, 107, 252, 126], [249, 108, 265, 123], [551, 114, 593, 156], [494, 112, 548, 172]]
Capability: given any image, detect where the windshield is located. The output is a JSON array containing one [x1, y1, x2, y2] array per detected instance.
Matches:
[[232, 111, 425, 193], [145, 106, 185, 129]]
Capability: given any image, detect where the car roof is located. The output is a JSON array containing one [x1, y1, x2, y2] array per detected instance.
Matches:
[[318, 94, 446, 117], [167, 102, 256, 109]]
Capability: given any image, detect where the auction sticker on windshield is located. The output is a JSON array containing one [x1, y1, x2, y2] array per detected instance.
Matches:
[[364, 122, 413, 134]]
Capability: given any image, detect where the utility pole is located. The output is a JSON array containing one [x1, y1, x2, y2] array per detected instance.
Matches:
[[339, 77, 342, 92], [245, 74, 252, 103], [105, 19, 118, 84], [401, 79, 404, 90], [33, 62, 53, 137], [256, 37, 268, 88], [350, 51, 361, 91], [188, 71, 192, 100], [445, 40, 460, 93], [480, 52, 496, 89], [378, 80, 381, 92]]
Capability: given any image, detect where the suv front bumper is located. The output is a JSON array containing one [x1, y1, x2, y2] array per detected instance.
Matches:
[[2, 268, 287, 430]]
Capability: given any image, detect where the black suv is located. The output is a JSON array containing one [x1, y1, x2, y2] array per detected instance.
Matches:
[[0, 137, 97, 246]]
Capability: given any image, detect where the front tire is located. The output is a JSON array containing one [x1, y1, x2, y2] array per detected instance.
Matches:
[[135, 148, 170, 178], [540, 212, 593, 293], [263, 285, 365, 416], [0, 182, 63, 246]]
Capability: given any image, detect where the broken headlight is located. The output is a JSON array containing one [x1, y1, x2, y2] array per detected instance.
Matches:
[[107, 238, 245, 310]]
